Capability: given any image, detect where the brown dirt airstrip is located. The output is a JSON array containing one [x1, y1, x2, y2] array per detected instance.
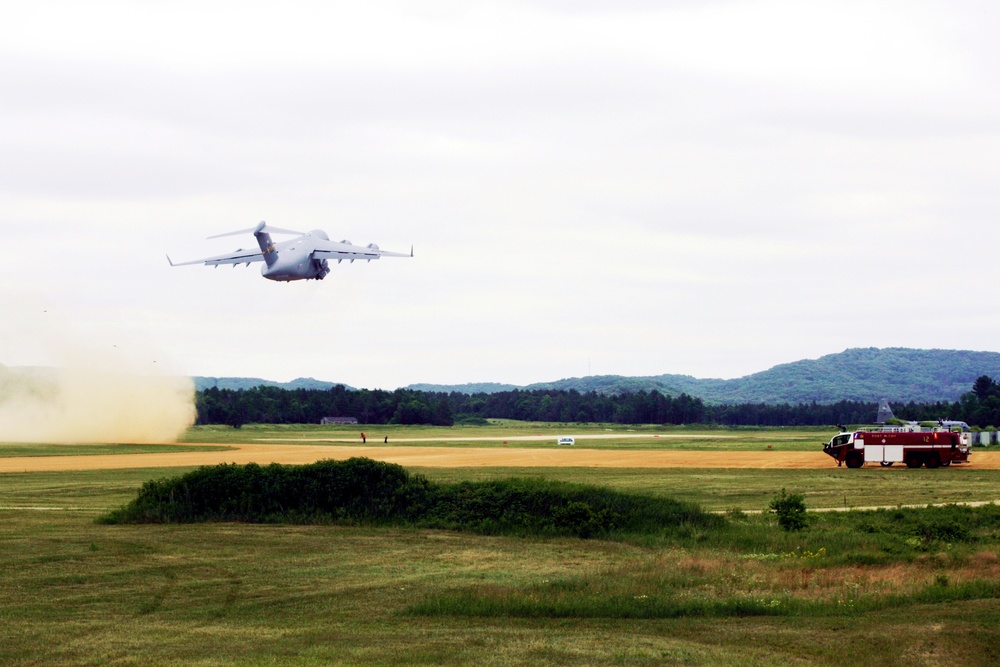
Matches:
[[1, 437, 999, 473]]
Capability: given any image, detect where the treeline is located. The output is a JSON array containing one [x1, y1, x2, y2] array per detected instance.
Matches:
[[197, 385, 454, 427], [891, 375, 1000, 429], [452, 391, 882, 427], [195, 376, 1000, 428], [455, 389, 706, 424]]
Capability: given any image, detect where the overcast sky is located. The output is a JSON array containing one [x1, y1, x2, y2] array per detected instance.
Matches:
[[3, 0, 999, 389]]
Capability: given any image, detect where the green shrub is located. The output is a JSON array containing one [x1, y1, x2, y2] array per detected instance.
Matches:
[[101, 458, 719, 540], [101, 458, 433, 525], [551, 501, 617, 538], [453, 415, 490, 426], [769, 488, 809, 531]]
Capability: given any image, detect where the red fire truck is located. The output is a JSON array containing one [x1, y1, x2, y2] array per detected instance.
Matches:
[[823, 429, 971, 468]]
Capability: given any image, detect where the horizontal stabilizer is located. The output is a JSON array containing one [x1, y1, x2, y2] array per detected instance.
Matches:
[[208, 221, 303, 239]]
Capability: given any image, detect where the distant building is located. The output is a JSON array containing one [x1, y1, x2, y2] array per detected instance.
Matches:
[[321, 416, 358, 425]]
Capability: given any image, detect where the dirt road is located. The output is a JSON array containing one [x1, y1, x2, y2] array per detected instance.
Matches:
[[1, 443, 998, 472]]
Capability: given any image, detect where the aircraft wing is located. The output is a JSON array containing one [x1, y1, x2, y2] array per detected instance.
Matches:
[[311, 239, 413, 262], [166, 248, 264, 267]]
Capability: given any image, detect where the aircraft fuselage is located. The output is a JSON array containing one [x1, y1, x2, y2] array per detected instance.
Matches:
[[261, 231, 330, 281]]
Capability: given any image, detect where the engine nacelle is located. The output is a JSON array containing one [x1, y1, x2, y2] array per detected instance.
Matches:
[[313, 258, 330, 280]]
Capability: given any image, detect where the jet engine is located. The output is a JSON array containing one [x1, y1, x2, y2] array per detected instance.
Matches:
[[313, 258, 330, 280]]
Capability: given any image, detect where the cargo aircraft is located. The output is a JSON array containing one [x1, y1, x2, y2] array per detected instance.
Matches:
[[167, 221, 412, 282]]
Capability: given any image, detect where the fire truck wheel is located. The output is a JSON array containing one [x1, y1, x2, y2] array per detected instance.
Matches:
[[905, 456, 923, 468], [879, 461, 893, 467], [925, 454, 941, 469], [845, 452, 863, 468], [940, 461, 951, 467]]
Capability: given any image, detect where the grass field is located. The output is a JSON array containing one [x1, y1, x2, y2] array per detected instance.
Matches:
[[178, 422, 829, 451], [415, 466, 1000, 511], [2, 424, 999, 666], [4, 464, 1000, 513], [0, 443, 233, 458]]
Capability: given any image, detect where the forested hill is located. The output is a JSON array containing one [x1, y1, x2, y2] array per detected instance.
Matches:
[[192, 348, 1000, 405], [406, 348, 1000, 404], [700, 348, 1000, 404], [194, 377, 350, 392]]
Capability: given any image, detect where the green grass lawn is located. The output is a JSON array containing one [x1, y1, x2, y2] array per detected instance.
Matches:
[[2, 500, 999, 666], [0, 468, 200, 511], [4, 463, 999, 514], [0, 443, 233, 458], [2, 425, 999, 665], [414, 465, 1000, 511], [180, 422, 834, 451], [0, 422, 878, 453]]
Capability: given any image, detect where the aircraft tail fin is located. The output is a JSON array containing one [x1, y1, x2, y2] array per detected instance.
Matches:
[[251, 221, 278, 266], [876, 399, 895, 424], [206, 220, 300, 267]]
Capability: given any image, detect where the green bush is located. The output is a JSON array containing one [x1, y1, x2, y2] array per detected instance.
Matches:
[[551, 501, 616, 538], [769, 488, 809, 531], [101, 458, 433, 525], [101, 458, 719, 540], [452, 415, 490, 426]]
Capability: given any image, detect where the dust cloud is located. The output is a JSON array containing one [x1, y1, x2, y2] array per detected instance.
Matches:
[[0, 364, 196, 444], [0, 295, 196, 444]]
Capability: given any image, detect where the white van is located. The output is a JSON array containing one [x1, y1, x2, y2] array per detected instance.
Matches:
[[557, 437, 575, 446]]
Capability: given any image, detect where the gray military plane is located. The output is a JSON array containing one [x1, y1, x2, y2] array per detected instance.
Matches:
[[167, 221, 412, 282]]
